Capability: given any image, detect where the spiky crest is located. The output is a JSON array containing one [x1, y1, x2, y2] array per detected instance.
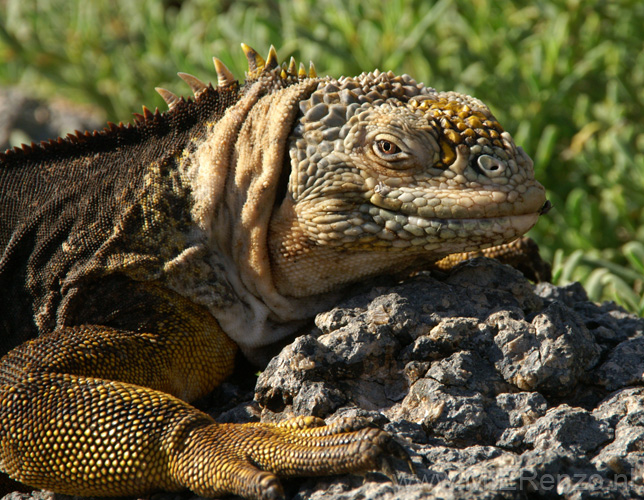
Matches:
[[1, 44, 320, 162], [213, 58, 236, 88], [265, 45, 279, 70], [155, 88, 181, 109], [178, 73, 209, 97], [298, 62, 307, 79], [241, 43, 266, 76], [288, 57, 297, 75]]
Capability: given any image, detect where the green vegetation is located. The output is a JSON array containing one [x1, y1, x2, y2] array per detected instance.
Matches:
[[1, 0, 642, 314]]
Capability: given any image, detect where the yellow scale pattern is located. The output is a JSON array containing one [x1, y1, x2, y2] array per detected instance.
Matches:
[[1, 371, 205, 496], [410, 97, 505, 166]]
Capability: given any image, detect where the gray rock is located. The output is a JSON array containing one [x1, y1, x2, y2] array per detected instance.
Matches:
[[486, 301, 600, 396], [5, 258, 644, 500], [592, 387, 644, 480], [253, 258, 644, 499], [1, 493, 54, 500], [522, 405, 613, 453], [595, 337, 644, 391]]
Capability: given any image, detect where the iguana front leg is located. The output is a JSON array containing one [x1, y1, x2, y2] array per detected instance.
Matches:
[[432, 236, 552, 282], [0, 283, 400, 499]]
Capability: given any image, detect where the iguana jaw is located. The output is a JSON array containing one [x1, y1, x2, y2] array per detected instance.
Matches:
[[268, 175, 545, 296], [268, 199, 544, 298]]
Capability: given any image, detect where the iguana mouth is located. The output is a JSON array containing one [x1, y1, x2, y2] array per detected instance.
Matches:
[[367, 179, 547, 221], [349, 202, 542, 252], [540, 200, 553, 215]]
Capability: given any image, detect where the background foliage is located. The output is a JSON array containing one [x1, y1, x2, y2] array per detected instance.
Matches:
[[1, 0, 642, 314]]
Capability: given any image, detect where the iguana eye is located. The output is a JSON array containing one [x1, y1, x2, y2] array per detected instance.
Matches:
[[370, 134, 410, 164], [375, 140, 399, 156]]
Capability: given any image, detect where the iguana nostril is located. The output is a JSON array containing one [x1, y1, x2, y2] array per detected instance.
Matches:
[[477, 154, 506, 176]]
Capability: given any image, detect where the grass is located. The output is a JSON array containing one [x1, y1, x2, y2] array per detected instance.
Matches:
[[1, 0, 642, 314]]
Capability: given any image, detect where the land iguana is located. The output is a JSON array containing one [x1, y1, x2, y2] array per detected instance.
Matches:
[[0, 44, 550, 499]]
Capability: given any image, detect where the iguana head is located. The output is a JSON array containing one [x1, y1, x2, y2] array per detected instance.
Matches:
[[178, 45, 546, 306], [251, 50, 549, 297]]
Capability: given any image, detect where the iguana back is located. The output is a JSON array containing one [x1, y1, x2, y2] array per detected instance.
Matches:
[[0, 88, 235, 353]]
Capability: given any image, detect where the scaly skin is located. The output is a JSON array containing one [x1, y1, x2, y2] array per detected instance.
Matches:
[[0, 45, 548, 499], [0, 282, 404, 499], [268, 76, 547, 298]]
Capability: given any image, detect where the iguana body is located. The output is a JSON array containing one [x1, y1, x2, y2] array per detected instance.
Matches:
[[0, 45, 548, 499]]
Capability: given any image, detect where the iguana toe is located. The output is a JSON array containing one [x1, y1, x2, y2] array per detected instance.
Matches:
[[174, 418, 405, 499]]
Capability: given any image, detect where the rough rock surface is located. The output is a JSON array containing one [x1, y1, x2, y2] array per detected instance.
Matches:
[[251, 258, 643, 500], [3, 258, 643, 500]]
